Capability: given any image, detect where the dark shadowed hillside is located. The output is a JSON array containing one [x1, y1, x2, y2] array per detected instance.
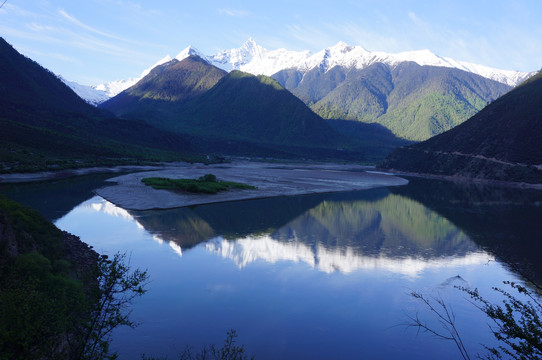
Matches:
[[380, 71, 542, 183], [0, 38, 201, 173]]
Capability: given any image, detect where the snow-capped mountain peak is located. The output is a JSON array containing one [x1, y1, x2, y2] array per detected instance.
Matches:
[[330, 41, 356, 53], [207, 37, 269, 71], [175, 45, 203, 61], [68, 38, 535, 104]]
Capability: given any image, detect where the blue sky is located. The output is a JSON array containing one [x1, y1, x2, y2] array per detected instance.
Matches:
[[1, 0, 541, 85]]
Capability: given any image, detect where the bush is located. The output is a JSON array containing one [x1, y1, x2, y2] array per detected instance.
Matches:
[[141, 175, 256, 194], [199, 173, 217, 182]]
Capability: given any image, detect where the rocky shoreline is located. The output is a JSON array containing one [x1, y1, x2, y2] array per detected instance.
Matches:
[[61, 230, 100, 277]]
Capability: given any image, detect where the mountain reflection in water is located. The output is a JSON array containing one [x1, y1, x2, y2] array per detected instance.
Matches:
[[89, 186, 488, 277], [205, 235, 491, 277]]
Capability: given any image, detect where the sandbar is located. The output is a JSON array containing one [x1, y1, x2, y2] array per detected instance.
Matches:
[[95, 161, 408, 210]]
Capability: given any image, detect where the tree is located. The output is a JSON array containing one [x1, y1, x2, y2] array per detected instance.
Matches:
[[408, 279, 542, 360], [78, 253, 149, 360], [462, 281, 542, 360], [142, 329, 255, 360]]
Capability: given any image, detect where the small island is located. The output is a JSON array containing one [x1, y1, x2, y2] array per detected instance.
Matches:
[[141, 173, 257, 194]]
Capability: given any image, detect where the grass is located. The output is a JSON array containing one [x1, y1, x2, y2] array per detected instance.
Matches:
[[141, 174, 256, 194]]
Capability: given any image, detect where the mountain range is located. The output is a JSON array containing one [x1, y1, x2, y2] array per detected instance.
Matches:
[[380, 70, 542, 183], [3, 33, 541, 183], [100, 55, 393, 160], [87, 38, 533, 97], [0, 37, 376, 170], [68, 39, 534, 141]]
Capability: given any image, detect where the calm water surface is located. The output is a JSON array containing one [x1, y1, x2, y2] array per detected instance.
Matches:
[[2, 175, 541, 359]]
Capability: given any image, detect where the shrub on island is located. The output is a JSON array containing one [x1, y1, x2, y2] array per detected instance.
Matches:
[[141, 174, 256, 194]]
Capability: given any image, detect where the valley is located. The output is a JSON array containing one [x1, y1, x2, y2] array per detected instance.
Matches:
[[1, 7, 541, 357]]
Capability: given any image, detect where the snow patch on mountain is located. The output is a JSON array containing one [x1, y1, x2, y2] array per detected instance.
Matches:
[[63, 54, 174, 104], [175, 45, 204, 62], [95, 54, 174, 98], [60, 77, 109, 106]]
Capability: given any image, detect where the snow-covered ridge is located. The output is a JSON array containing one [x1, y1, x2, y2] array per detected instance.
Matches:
[[60, 77, 109, 106], [61, 55, 174, 103], [67, 38, 535, 104]]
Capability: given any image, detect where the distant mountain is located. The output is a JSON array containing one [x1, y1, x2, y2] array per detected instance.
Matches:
[[380, 71, 542, 183], [61, 54, 176, 103], [101, 56, 369, 160], [0, 37, 197, 173], [101, 56, 226, 119], [89, 39, 533, 102], [82, 39, 532, 141], [207, 39, 533, 87], [61, 77, 110, 106], [276, 61, 511, 140]]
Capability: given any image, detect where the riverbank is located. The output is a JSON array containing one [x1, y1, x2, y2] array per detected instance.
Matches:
[[0, 164, 174, 183], [376, 168, 542, 190], [95, 161, 408, 210]]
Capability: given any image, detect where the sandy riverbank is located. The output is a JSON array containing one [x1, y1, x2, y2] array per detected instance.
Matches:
[[0, 165, 172, 183], [95, 161, 408, 210]]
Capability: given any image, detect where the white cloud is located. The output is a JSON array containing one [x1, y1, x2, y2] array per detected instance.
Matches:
[[22, 48, 80, 64], [408, 11, 420, 23], [218, 8, 250, 17], [0, 2, 40, 17], [58, 8, 125, 41], [323, 21, 403, 52], [285, 23, 338, 49]]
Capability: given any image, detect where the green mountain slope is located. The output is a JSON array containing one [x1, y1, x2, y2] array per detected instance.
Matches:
[[273, 62, 511, 141], [175, 70, 345, 146], [380, 71, 542, 183], [0, 38, 199, 173], [101, 56, 226, 118], [102, 57, 396, 161]]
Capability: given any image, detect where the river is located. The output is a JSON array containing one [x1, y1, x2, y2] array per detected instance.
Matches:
[[2, 173, 541, 359]]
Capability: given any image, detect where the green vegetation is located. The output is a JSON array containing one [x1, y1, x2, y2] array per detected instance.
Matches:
[[409, 279, 542, 360], [82, 253, 148, 360], [142, 173, 256, 194], [101, 57, 380, 162], [103, 56, 226, 115], [274, 62, 510, 141], [104, 64, 347, 147], [380, 71, 542, 183], [0, 195, 148, 359]]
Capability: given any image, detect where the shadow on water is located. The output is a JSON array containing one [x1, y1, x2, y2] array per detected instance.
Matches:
[[389, 177, 542, 280], [0, 173, 118, 221]]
